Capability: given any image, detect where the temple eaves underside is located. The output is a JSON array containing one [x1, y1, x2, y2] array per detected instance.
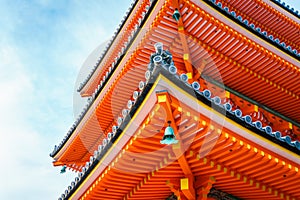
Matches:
[[51, 0, 300, 166], [50, 0, 300, 199], [60, 68, 300, 199]]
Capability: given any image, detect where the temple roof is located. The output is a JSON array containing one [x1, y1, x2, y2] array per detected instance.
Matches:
[[218, 0, 300, 52], [204, 0, 300, 60], [58, 67, 300, 199], [77, 0, 149, 95], [50, 0, 300, 170], [51, 0, 300, 198], [77, 0, 300, 98], [271, 0, 300, 19], [77, 0, 139, 93]]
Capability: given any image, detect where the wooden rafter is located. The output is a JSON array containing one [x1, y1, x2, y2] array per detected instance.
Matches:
[[157, 90, 196, 199], [172, 0, 194, 79]]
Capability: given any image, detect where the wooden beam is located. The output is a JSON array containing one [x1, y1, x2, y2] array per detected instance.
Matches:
[[172, 0, 194, 78], [173, 144, 193, 175], [195, 176, 216, 200], [166, 179, 181, 197], [156, 91, 193, 175], [181, 176, 196, 200], [157, 91, 196, 200]]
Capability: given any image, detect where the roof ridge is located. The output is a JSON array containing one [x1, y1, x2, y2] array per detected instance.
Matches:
[[56, 62, 300, 200], [77, 0, 139, 92]]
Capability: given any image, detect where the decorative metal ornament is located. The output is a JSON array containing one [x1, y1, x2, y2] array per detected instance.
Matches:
[[160, 121, 178, 145], [172, 9, 181, 22], [60, 165, 67, 174]]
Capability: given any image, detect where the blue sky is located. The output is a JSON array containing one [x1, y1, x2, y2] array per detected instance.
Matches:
[[0, 0, 299, 199], [0, 1, 131, 199]]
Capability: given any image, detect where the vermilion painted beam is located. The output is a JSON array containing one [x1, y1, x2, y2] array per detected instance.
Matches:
[[166, 179, 181, 197], [157, 91, 196, 200], [172, 0, 194, 78], [181, 175, 196, 200], [195, 176, 216, 200]]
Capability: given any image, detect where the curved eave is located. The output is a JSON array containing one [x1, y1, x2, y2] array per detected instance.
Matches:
[[66, 72, 300, 200], [217, 0, 300, 51], [78, 0, 300, 121], [188, 0, 300, 123], [52, 113, 105, 167], [79, 0, 154, 96], [51, 0, 167, 165], [78, 0, 140, 95], [201, 0, 300, 62], [52, 0, 300, 165], [269, 0, 300, 21]]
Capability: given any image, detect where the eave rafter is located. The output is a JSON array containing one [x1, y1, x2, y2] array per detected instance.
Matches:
[[167, 92, 300, 199], [187, 116, 300, 199], [217, 0, 300, 51], [183, 13, 299, 103], [157, 90, 196, 199], [63, 74, 300, 200], [51, 0, 300, 168], [171, 0, 196, 80], [79, 0, 150, 95]]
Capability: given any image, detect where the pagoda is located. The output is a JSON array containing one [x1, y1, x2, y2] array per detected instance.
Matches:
[[50, 0, 300, 199]]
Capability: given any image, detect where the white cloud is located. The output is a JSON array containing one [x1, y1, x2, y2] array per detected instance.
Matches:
[[0, 5, 75, 200], [0, 41, 76, 200], [0, 1, 132, 199]]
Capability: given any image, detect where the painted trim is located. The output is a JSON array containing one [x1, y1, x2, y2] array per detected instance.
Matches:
[[70, 72, 300, 199]]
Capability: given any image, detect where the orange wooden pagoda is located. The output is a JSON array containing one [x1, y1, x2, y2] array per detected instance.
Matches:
[[50, 0, 300, 199]]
